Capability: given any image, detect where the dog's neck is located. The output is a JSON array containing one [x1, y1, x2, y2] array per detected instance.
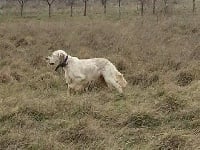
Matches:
[[55, 55, 68, 72]]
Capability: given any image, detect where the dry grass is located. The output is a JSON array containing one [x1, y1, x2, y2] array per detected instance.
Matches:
[[0, 2, 200, 149]]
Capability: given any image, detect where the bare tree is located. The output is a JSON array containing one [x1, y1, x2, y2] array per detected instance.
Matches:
[[153, 0, 156, 14], [118, 0, 121, 17], [45, 0, 56, 18], [67, 0, 75, 17], [83, 0, 88, 16], [17, 0, 27, 17], [139, 0, 144, 16], [101, 0, 107, 15], [163, 0, 168, 14], [193, 0, 196, 13]]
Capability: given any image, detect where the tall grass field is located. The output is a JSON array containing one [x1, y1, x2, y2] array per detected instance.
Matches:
[[0, 0, 200, 149]]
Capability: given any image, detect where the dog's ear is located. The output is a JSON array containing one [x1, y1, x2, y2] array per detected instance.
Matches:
[[59, 53, 65, 63]]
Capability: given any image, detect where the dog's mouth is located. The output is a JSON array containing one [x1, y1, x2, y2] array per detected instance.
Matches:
[[50, 63, 54, 65]]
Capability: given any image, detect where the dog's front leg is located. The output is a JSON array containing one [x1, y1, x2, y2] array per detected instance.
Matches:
[[65, 81, 71, 96], [67, 87, 71, 96]]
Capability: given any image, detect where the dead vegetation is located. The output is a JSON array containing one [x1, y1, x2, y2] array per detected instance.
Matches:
[[129, 73, 159, 88], [0, 2, 200, 149], [0, 134, 31, 150], [190, 45, 200, 60], [176, 71, 194, 86], [123, 113, 161, 129], [157, 135, 186, 150], [156, 95, 185, 114], [0, 72, 12, 83], [57, 123, 103, 145]]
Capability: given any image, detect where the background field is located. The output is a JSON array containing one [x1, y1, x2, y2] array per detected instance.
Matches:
[[0, 0, 200, 149]]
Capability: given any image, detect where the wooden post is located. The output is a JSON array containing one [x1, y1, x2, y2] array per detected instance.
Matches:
[[153, 0, 156, 14], [193, 0, 196, 13]]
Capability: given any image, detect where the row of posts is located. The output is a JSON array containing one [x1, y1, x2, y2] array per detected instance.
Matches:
[[0, 0, 197, 18]]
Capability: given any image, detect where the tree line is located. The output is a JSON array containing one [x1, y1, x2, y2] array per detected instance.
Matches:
[[6, 0, 198, 18]]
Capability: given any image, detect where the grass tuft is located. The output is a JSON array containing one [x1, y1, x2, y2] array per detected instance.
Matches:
[[129, 73, 159, 88], [157, 135, 186, 150], [123, 113, 161, 129], [156, 95, 185, 114], [57, 123, 103, 145], [176, 71, 194, 86], [19, 107, 49, 121]]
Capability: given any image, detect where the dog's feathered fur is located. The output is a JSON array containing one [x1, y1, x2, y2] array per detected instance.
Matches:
[[46, 50, 127, 94]]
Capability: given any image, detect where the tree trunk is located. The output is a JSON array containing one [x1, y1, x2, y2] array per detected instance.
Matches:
[[141, 0, 144, 16], [163, 0, 168, 14], [119, 0, 121, 17], [84, 0, 87, 16], [20, 4, 23, 17], [193, 0, 196, 13], [70, 3, 73, 17], [104, 0, 106, 14], [48, 4, 51, 18], [153, 0, 156, 14]]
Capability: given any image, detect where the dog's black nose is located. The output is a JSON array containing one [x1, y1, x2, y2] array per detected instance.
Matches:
[[50, 63, 54, 65]]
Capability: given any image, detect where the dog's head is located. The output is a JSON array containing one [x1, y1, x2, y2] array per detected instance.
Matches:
[[46, 50, 68, 66]]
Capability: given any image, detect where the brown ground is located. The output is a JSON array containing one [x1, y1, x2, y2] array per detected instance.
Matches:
[[0, 1, 200, 149]]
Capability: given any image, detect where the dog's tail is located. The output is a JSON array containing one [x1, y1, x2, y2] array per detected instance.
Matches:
[[116, 73, 127, 88]]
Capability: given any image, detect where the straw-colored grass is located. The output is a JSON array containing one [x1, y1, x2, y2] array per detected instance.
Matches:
[[0, 1, 200, 149]]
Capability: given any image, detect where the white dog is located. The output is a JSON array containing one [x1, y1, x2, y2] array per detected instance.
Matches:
[[46, 50, 127, 94]]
